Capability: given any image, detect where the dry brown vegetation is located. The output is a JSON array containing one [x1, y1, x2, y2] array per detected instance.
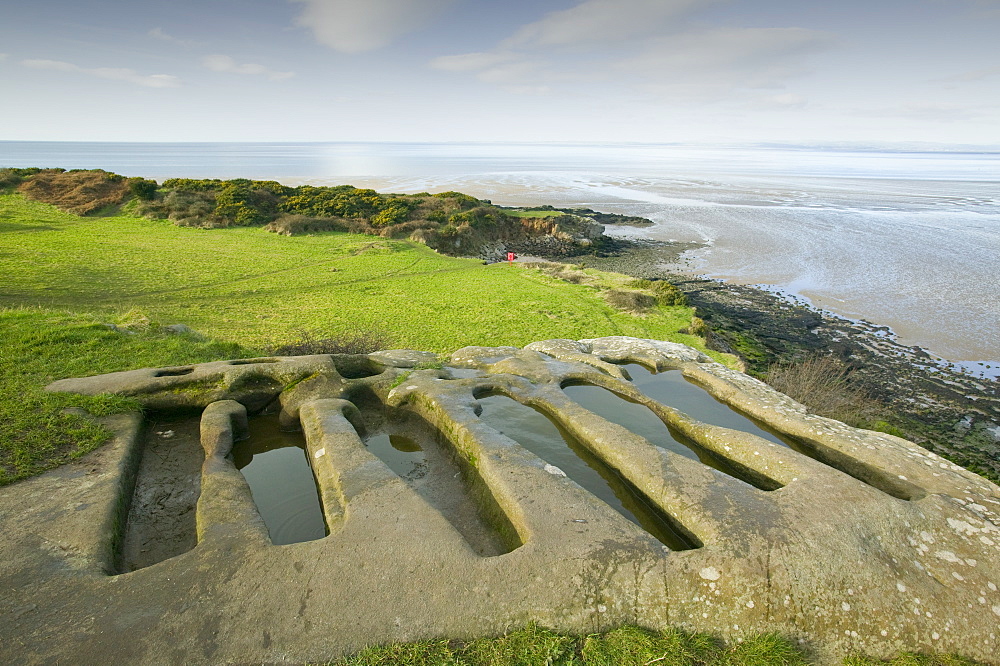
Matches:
[[18, 170, 131, 216], [606, 289, 658, 312], [764, 355, 873, 426]]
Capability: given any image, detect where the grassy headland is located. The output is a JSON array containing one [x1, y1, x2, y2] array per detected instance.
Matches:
[[0, 190, 718, 485]]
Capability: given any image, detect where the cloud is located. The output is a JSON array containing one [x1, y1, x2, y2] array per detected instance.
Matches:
[[21, 59, 180, 88], [431, 51, 518, 73], [434, 18, 834, 102], [852, 103, 987, 123], [503, 0, 717, 48], [202, 55, 295, 81], [620, 27, 835, 92], [937, 65, 1000, 83], [148, 27, 194, 47], [765, 93, 808, 108], [429, 0, 834, 101], [431, 51, 552, 93], [291, 0, 457, 53]]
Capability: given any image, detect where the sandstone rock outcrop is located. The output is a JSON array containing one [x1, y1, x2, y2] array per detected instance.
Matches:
[[2, 338, 997, 664]]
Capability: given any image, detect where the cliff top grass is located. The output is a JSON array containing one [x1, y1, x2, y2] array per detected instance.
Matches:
[[0, 192, 721, 485]]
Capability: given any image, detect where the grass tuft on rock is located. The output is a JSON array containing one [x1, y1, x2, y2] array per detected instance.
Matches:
[[330, 625, 813, 665]]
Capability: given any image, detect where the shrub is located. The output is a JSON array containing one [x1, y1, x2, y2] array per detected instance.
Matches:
[[17, 169, 130, 215], [264, 214, 349, 236], [136, 189, 219, 227], [628, 279, 688, 306], [432, 190, 481, 209], [280, 185, 384, 219], [370, 199, 413, 227], [0, 167, 48, 191], [764, 354, 872, 426], [127, 177, 158, 200], [606, 289, 657, 312], [214, 182, 280, 226]]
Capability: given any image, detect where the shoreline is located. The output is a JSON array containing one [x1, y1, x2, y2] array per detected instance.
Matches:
[[552, 238, 1000, 482]]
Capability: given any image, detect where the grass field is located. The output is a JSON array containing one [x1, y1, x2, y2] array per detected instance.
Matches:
[[0, 192, 716, 484], [504, 209, 566, 218], [1, 194, 709, 352]]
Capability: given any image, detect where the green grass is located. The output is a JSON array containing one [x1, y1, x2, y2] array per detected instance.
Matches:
[[328, 625, 980, 666], [0, 194, 713, 352], [0, 193, 721, 485], [504, 209, 566, 218], [0, 306, 247, 485], [329, 625, 809, 666]]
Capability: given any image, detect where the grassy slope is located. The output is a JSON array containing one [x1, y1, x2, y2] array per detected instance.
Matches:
[[0, 192, 715, 484], [1, 194, 709, 352], [504, 209, 565, 218]]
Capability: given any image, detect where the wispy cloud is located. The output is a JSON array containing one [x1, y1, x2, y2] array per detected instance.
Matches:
[[852, 103, 988, 123], [148, 27, 195, 48], [937, 65, 1000, 83], [431, 51, 518, 73], [291, 0, 457, 53], [202, 55, 295, 81], [21, 59, 180, 88], [620, 27, 835, 95], [432, 0, 834, 102], [502, 0, 716, 48]]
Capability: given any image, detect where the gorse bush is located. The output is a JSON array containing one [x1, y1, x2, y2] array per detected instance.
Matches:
[[628, 279, 689, 306], [0, 167, 47, 191], [8, 169, 621, 258], [138, 189, 218, 227], [214, 181, 281, 226]]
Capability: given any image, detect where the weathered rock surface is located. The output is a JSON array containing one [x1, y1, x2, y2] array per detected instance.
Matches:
[[2, 338, 998, 664]]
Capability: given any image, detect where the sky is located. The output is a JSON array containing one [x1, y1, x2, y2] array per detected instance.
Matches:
[[1, 0, 998, 145]]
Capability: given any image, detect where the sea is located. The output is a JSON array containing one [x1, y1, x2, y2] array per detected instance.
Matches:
[[2, 141, 998, 372]]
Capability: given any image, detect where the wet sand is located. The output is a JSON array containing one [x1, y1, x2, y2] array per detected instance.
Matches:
[[339, 174, 1000, 366]]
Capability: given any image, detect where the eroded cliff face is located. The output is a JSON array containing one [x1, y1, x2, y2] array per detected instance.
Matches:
[[4, 337, 998, 664]]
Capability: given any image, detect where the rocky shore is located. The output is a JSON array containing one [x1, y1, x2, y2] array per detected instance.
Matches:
[[553, 238, 1000, 482]]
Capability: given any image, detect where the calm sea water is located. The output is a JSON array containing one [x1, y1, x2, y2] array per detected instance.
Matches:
[[2, 141, 998, 365]]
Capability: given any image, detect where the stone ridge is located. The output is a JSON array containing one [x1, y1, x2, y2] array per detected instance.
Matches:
[[1, 337, 997, 663]]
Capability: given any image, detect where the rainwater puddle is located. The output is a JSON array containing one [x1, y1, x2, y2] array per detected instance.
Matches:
[[620, 363, 790, 447], [562, 381, 780, 490], [364, 433, 428, 481], [617, 364, 919, 499], [232, 413, 327, 546], [477, 394, 697, 550]]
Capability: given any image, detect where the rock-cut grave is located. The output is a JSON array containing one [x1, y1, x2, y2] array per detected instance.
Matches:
[[1, 337, 998, 664]]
